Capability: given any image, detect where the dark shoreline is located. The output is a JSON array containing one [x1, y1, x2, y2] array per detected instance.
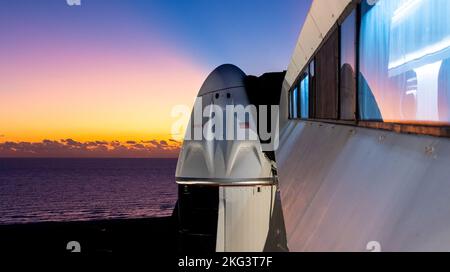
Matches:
[[0, 215, 177, 254]]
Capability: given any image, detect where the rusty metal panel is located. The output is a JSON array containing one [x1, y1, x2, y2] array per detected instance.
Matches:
[[314, 29, 339, 119]]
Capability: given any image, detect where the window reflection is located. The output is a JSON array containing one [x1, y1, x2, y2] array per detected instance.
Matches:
[[289, 90, 293, 118], [359, 0, 450, 123], [340, 10, 356, 120], [292, 87, 298, 119], [300, 75, 309, 119]]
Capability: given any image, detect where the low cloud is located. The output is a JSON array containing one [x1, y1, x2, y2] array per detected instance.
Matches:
[[0, 139, 181, 158]]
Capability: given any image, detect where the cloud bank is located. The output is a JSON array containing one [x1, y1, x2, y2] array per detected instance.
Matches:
[[0, 139, 181, 158]]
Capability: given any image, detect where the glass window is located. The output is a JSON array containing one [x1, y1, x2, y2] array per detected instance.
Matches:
[[300, 75, 309, 118], [309, 60, 315, 78], [340, 10, 357, 120], [292, 87, 299, 118], [359, 0, 450, 123], [289, 90, 293, 118]]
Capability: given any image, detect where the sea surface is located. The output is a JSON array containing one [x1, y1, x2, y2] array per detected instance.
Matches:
[[0, 158, 178, 225]]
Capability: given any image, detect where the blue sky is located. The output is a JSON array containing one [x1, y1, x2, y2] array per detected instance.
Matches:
[[1, 0, 311, 75], [135, 0, 312, 75]]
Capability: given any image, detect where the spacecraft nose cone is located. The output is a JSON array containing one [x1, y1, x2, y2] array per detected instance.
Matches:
[[198, 64, 246, 96]]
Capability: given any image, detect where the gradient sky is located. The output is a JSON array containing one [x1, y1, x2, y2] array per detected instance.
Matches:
[[0, 0, 311, 157]]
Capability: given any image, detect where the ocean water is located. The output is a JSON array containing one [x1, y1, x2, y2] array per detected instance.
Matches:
[[0, 158, 178, 225]]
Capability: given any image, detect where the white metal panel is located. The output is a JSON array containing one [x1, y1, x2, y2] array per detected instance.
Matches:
[[292, 43, 307, 70], [285, 62, 298, 87], [216, 185, 276, 252], [310, 0, 350, 37], [297, 16, 322, 65], [292, 45, 307, 75], [276, 120, 450, 251]]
